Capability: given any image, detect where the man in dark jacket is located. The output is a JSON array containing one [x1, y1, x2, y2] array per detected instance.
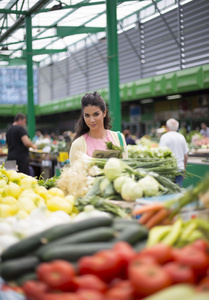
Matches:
[[6, 113, 37, 175]]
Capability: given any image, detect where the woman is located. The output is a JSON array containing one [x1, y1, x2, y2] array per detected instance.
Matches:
[[69, 92, 128, 164]]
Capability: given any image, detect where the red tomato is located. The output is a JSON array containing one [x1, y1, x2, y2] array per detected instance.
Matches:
[[22, 280, 49, 300], [71, 274, 108, 293], [130, 254, 158, 266], [140, 243, 173, 264], [163, 261, 195, 284], [77, 289, 105, 300], [172, 246, 209, 280], [106, 280, 135, 300], [190, 239, 209, 253], [196, 277, 209, 293], [113, 242, 136, 279], [37, 260, 76, 291], [78, 250, 121, 283], [42, 293, 80, 300], [128, 264, 172, 297]]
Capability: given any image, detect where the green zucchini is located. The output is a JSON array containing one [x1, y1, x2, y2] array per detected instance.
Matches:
[[1, 216, 113, 261], [36, 226, 115, 257], [113, 219, 139, 231], [133, 240, 147, 252], [13, 272, 38, 286], [113, 224, 148, 245], [1, 256, 39, 281], [39, 242, 114, 262]]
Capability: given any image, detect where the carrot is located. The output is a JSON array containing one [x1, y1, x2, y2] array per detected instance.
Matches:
[[145, 208, 170, 229], [132, 202, 164, 216], [138, 210, 156, 225]]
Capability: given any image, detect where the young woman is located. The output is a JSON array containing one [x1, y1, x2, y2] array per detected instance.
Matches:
[[69, 91, 128, 164]]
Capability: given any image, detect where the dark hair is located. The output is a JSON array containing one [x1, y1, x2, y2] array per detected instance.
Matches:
[[14, 113, 26, 122], [73, 91, 111, 140]]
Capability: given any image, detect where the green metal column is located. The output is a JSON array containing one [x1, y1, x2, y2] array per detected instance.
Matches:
[[25, 15, 35, 139], [106, 0, 121, 131]]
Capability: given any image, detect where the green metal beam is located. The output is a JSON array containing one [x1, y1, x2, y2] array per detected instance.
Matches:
[[25, 15, 35, 139], [0, 54, 9, 61], [106, 0, 121, 131], [23, 48, 67, 56], [0, 9, 27, 15], [56, 26, 105, 37], [8, 57, 26, 66], [0, 0, 51, 44]]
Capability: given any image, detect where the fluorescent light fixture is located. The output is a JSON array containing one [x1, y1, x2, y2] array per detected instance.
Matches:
[[0, 61, 9, 66], [167, 94, 182, 100], [141, 99, 153, 104]]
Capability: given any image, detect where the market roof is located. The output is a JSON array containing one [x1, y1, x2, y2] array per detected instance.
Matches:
[[0, 0, 188, 67]]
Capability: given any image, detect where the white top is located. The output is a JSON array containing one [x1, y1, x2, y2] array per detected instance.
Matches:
[[159, 131, 189, 170]]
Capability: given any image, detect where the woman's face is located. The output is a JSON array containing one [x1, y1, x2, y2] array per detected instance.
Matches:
[[83, 105, 106, 131]]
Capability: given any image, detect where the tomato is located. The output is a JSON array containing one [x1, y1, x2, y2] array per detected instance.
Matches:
[[113, 242, 136, 279], [22, 280, 49, 300], [128, 264, 172, 297], [172, 246, 209, 280], [71, 274, 108, 293], [78, 250, 121, 283], [163, 261, 195, 284], [190, 239, 209, 253], [130, 253, 158, 266], [77, 289, 105, 300], [42, 293, 80, 300], [37, 260, 76, 291], [140, 243, 173, 264], [106, 280, 134, 300]]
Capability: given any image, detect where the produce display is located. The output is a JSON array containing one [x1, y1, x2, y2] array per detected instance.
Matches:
[[1, 148, 209, 300], [57, 155, 181, 204]]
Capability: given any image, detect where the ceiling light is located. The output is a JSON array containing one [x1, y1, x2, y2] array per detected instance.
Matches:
[[167, 94, 182, 100], [140, 99, 153, 104]]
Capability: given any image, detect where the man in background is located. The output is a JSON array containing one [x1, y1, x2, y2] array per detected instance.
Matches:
[[159, 118, 189, 187], [6, 113, 37, 175], [200, 122, 209, 137]]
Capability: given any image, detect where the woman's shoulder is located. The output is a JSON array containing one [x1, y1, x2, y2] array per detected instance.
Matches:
[[71, 135, 85, 146]]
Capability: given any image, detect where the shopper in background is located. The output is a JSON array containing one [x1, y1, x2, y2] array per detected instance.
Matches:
[[159, 118, 189, 187], [123, 129, 136, 145], [69, 91, 128, 163], [6, 113, 37, 175], [200, 122, 209, 137]]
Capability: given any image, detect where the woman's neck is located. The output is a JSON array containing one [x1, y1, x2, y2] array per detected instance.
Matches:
[[88, 129, 107, 139]]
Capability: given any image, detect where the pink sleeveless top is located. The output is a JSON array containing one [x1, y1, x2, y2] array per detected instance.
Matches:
[[83, 130, 116, 157]]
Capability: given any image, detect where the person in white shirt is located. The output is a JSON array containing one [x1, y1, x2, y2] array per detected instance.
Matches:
[[159, 118, 189, 187], [200, 122, 209, 137]]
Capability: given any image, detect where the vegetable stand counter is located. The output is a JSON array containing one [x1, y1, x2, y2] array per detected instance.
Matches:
[[183, 156, 209, 188]]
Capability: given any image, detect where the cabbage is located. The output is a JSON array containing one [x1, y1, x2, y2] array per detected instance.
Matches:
[[114, 175, 129, 194], [121, 178, 143, 202], [104, 158, 126, 181], [137, 175, 160, 197]]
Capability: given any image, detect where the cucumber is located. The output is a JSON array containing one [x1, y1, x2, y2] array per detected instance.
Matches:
[[36, 226, 115, 257], [113, 219, 139, 231], [13, 272, 38, 286], [133, 240, 147, 252], [39, 242, 114, 262], [113, 224, 148, 245], [1, 256, 39, 281], [1, 216, 113, 261]]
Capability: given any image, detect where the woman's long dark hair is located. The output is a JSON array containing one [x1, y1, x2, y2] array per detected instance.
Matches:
[[73, 91, 111, 141]]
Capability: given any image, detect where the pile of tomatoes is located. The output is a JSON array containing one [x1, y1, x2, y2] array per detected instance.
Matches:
[[15, 240, 209, 299]]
